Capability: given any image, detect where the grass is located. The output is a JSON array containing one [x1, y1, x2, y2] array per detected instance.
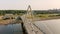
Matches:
[[35, 14, 59, 18], [33, 14, 60, 21]]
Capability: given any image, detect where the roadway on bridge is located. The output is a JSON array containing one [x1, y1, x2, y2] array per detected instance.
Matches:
[[21, 15, 43, 34]]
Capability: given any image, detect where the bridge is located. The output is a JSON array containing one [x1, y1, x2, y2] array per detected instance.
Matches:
[[21, 5, 43, 34]]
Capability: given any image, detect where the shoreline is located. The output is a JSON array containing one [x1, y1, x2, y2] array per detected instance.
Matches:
[[34, 17, 60, 21], [0, 19, 14, 25]]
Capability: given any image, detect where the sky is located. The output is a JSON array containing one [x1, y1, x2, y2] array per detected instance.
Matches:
[[0, 0, 60, 10]]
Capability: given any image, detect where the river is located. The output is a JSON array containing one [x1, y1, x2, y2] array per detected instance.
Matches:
[[34, 19, 60, 34], [0, 23, 23, 34]]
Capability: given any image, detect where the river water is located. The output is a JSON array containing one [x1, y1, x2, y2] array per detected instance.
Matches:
[[34, 19, 60, 34], [0, 23, 23, 34]]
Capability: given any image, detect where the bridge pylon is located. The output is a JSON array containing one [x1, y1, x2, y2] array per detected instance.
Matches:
[[26, 5, 34, 19]]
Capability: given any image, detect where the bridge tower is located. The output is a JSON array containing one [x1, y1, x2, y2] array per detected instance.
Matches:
[[27, 5, 32, 14], [26, 5, 33, 19]]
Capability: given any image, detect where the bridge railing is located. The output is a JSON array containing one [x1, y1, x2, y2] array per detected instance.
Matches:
[[21, 15, 44, 34]]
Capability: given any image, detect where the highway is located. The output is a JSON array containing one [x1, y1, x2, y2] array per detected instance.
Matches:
[[21, 15, 43, 34]]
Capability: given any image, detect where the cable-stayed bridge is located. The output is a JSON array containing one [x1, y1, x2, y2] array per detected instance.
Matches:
[[21, 5, 43, 34]]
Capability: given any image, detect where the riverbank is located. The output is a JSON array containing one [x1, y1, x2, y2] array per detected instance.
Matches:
[[34, 16, 60, 21], [0, 19, 14, 25]]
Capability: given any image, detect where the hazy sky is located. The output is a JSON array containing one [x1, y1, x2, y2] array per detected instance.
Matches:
[[0, 0, 60, 10]]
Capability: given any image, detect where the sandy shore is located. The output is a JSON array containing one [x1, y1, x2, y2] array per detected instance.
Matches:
[[0, 19, 14, 25]]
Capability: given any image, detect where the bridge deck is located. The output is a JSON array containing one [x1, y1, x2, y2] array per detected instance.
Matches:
[[21, 15, 43, 34]]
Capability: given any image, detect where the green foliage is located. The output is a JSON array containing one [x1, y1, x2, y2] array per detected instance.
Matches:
[[0, 10, 27, 15], [33, 10, 60, 14], [0, 10, 60, 16]]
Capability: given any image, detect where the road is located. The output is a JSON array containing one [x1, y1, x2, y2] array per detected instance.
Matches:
[[21, 15, 43, 34]]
